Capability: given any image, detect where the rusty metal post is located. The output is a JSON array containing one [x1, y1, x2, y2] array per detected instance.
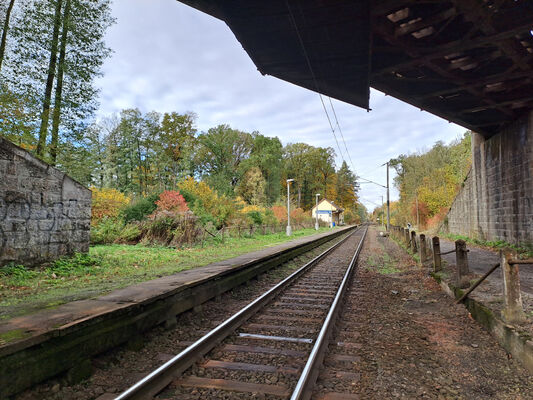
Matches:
[[410, 231, 417, 253], [455, 239, 470, 288], [432, 236, 442, 272], [501, 248, 527, 324], [420, 234, 427, 266]]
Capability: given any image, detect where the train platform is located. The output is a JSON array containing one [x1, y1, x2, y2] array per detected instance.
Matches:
[[0, 226, 353, 398]]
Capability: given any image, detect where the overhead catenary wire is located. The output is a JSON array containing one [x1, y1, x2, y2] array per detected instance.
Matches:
[[327, 96, 358, 174], [285, 1, 347, 165]]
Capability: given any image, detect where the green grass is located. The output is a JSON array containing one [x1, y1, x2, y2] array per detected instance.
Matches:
[[0, 227, 333, 320], [442, 233, 533, 258], [366, 240, 401, 275]]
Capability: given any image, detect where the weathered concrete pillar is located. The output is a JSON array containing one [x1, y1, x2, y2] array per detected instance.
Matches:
[[501, 248, 527, 324], [432, 236, 442, 272], [455, 239, 470, 288], [410, 231, 417, 253], [420, 234, 427, 266]]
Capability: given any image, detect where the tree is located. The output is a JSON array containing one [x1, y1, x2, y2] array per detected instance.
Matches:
[[310, 147, 336, 199], [245, 134, 282, 204], [389, 132, 472, 227], [237, 167, 267, 205], [0, 0, 16, 72], [5, 0, 113, 160], [283, 143, 313, 208], [336, 161, 359, 209], [36, 0, 63, 157], [194, 125, 253, 196], [156, 111, 197, 188]]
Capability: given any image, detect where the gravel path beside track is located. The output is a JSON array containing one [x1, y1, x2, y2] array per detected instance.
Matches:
[[314, 226, 533, 400]]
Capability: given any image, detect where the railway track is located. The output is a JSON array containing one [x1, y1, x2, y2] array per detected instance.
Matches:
[[115, 225, 367, 400]]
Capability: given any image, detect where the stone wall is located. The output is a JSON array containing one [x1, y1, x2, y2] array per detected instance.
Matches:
[[0, 137, 91, 266], [444, 111, 533, 245]]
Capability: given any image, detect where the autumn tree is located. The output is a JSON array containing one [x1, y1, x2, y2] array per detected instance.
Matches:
[[283, 143, 313, 208], [336, 161, 359, 209], [4, 0, 113, 161], [390, 132, 472, 227], [194, 125, 253, 196], [237, 167, 267, 205]]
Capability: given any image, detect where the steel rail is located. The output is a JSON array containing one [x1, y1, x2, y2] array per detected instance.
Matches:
[[291, 225, 368, 400], [114, 226, 360, 400]]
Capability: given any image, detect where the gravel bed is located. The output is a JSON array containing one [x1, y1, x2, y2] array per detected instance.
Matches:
[[171, 229, 365, 398]]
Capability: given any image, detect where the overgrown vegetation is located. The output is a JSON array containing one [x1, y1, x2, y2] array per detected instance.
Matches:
[[0, 227, 332, 319], [442, 233, 533, 258]]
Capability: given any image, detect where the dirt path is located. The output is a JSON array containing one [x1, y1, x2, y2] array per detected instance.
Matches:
[[337, 226, 532, 399]]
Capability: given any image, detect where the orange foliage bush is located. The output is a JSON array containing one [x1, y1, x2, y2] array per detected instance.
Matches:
[[154, 191, 189, 213], [290, 208, 307, 224], [425, 207, 449, 230], [271, 205, 287, 224]]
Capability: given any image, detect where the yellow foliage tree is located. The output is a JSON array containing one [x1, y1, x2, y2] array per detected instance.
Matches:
[[91, 187, 130, 225]]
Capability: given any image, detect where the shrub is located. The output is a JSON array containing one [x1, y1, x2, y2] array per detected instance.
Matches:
[[290, 208, 308, 224], [90, 217, 124, 245], [247, 210, 263, 225], [91, 187, 130, 226], [141, 210, 202, 246], [271, 205, 287, 224], [121, 193, 160, 223], [117, 223, 142, 243], [263, 209, 277, 226], [155, 191, 189, 213], [178, 177, 235, 228]]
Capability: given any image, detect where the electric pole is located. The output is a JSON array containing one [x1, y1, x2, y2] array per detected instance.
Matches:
[[386, 161, 390, 231]]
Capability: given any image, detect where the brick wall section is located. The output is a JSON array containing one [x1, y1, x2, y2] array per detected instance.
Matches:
[[0, 138, 91, 266], [445, 111, 533, 245]]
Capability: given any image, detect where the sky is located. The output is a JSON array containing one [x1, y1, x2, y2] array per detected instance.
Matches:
[[95, 0, 467, 212]]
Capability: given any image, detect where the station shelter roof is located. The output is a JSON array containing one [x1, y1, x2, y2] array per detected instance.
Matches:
[[178, 0, 533, 139]]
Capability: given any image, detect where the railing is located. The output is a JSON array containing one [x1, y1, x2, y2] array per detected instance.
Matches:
[[388, 225, 533, 324]]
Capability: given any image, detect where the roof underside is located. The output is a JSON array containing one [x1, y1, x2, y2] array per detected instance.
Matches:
[[179, 0, 533, 138]]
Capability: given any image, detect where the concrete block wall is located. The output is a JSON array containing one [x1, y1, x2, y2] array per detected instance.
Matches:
[[0, 137, 91, 266], [444, 111, 533, 245]]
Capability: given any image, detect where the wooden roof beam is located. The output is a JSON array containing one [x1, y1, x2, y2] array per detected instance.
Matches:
[[373, 19, 514, 117], [371, 80, 501, 137], [451, 0, 531, 71], [372, 0, 445, 17], [372, 21, 533, 76], [461, 96, 533, 114], [415, 70, 533, 100], [395, 7, 457, 37]]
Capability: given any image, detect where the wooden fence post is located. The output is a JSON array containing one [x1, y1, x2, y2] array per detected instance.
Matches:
[[501, 248, 527, 323], [427, 236, 433, 260], [404, 229, 410, 246], [419, 234, 427, 266], [432, 236, 442, 272], [455, 239, 470, 288], [410, 231, 417, 253]]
